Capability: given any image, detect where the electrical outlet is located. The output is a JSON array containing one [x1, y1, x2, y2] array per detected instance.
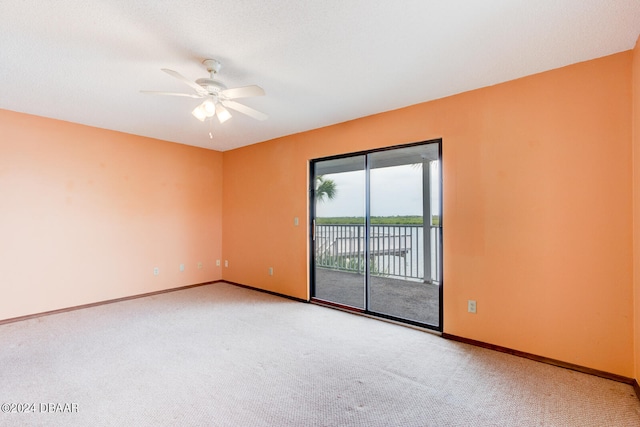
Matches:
[[468, 300, 477, 314], [197, 262, 202, 269], [269, 267, 273, 276], [216, 260, 220, 267], [179, 264, 185, 272], [294, 217, 299, 226], [153, 267, 159, 276], [224, 260, 228, 268]]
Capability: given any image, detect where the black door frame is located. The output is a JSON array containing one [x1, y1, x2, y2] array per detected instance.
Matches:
[[309, 139, 443, 332]]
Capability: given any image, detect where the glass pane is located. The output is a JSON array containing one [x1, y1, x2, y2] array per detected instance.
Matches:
[[368, 144, 440, 326], [313, 155, 366, 309]]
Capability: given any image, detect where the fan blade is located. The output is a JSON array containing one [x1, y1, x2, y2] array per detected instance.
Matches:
[[222, 100, 268, 121], [220, 85, 265, 99], [215, 103, 232, 124], [140, 90, 202, 98], [161, 68, 208, 95]]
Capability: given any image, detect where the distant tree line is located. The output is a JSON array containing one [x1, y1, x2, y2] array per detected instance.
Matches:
[[316, 216, 440, 225]]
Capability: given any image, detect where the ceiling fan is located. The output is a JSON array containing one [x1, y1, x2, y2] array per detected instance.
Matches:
[[141, 59, 267, 123]]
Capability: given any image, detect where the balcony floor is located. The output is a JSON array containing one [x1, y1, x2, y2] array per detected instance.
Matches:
[[314, 268, 440, 327]]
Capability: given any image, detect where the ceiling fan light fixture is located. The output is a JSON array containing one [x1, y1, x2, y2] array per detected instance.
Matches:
[[215, 103, 232, 123], [191, 105, 207, 121], [202, 98, 216, 116]]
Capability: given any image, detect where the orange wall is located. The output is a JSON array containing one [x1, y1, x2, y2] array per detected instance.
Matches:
[[223, 52, 634, 376], [0, 110, 223, 320], [633, 35, 640, 381]]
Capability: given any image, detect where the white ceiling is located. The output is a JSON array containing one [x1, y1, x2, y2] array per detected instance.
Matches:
[[1, 1, 639, 152]]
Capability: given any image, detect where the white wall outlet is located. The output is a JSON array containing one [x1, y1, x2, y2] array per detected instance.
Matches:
[[224, 260, 228, 267], [468, 300, 477, 314], [197, 262, 202, 269], [269, 267, 273, 276], [294, 217, 299, 226], [153, 267, 159, 276], [216, 259, 220, 267], [179, 264, 185, 272]]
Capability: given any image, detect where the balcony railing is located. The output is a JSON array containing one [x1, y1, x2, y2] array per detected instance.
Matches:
[[315, 224, 440, 283]]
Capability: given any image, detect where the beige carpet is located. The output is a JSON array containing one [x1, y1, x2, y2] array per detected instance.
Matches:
[[1, 282, 639, 426]]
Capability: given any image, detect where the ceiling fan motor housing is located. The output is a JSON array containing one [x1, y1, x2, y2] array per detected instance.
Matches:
[[195, 78, 227, 95]]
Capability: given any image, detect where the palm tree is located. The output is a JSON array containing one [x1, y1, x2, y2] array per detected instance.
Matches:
[[315, 175, 337, 202]]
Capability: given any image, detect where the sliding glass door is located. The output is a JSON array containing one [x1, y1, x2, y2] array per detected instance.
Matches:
[[311, 140, 442, 330], [368, 144, 441, 325], [312, 155, 366, 309]]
